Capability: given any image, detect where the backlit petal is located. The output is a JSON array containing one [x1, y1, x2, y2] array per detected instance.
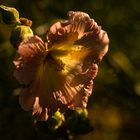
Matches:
[[13, 35, 47, 85]]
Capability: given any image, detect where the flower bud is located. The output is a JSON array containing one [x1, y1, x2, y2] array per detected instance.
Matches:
[[65, 108, 88, 120], [65, 109, 93, 134], [48, 110, 65, 130], [10, 25, 33, 48], [76, 108, 88, 119], [0, 5, 20, 25]]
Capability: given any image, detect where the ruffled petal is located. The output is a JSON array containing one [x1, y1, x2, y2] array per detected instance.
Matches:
[[13, 36, 49, 119], [13, 35, 47, 85], [47, 11, 109, 57], [56, 63, 98, 108], [47, 11, 91, 46]]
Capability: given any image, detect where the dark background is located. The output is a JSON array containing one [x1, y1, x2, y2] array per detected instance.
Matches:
[[0, 0, 140, 140]]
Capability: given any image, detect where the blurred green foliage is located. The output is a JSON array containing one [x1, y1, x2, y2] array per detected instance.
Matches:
[[0, 0, 140, 140]]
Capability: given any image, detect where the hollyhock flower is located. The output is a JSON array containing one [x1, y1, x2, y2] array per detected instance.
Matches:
[[13, 11, 109, 121]]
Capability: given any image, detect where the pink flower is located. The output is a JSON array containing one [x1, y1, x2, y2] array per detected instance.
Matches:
[[13, 11, 109, 121]]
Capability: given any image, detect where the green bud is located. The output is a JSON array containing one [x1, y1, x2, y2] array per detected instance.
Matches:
[[65, 109, 93, 134], [53, 110, 65, 129], [10, 25, 33, 48], [0, 5, 20, 25], [65, 108, 88, 120], [47, 110, 65, 130], [76, 108, 88, 120]]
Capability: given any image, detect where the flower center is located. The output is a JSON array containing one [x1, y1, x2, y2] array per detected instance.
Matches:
[[44, 51, 65, 71]]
